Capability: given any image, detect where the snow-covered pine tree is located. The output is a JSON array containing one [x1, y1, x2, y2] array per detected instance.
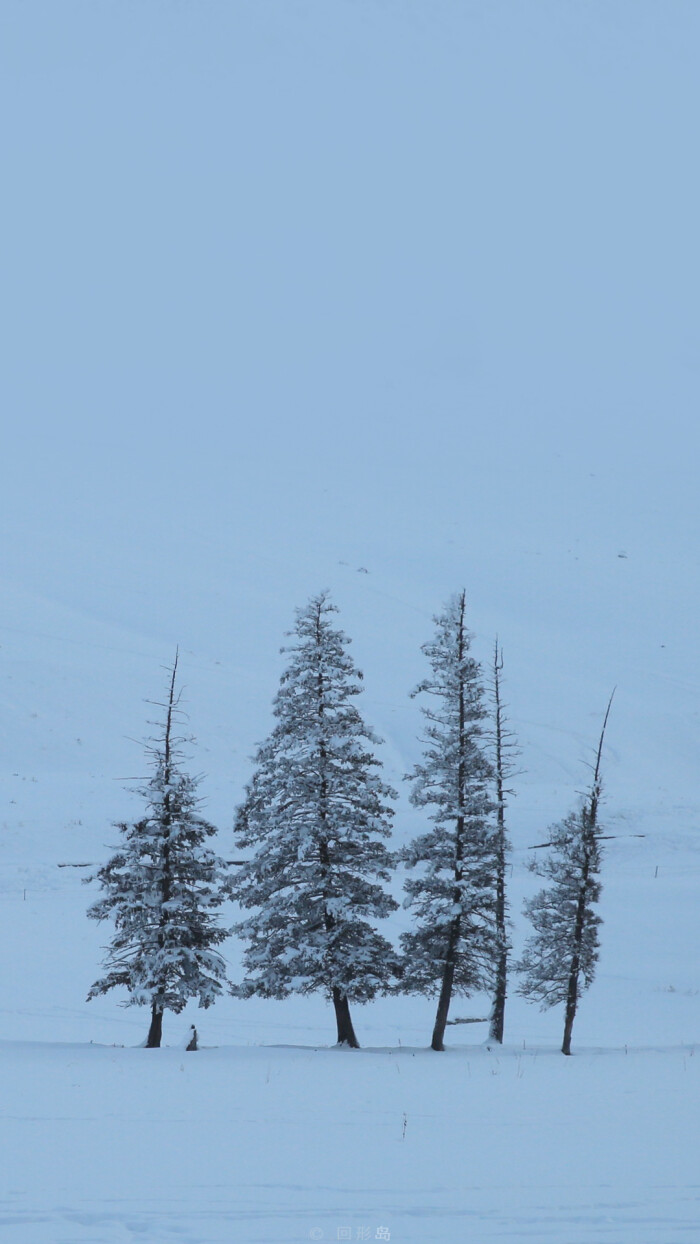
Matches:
[[517, 693, 614, 1055], [486, 640, 518, 1044], [86, 653, 231, 1048], [231, 591, 399, 1048], [400, 591, 496, 1051]]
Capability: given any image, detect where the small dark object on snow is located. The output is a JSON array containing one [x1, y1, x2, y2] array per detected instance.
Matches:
[[186, 1025, 198, 1052]]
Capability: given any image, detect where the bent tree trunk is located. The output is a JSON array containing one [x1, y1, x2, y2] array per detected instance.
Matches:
[[332, 987, 359, 1048], [431, 918, 461, 1051], [431, 956, 456, 1051], [146, 1002, 164, 1048]]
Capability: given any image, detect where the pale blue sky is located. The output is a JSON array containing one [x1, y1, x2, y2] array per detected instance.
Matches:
[[1, 2, 698, 644]]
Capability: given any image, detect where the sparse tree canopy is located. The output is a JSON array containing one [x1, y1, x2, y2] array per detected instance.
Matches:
[[230, 591, 399, 1048], [517, 693, 614, 1055], [86, 653, 231, 1048], [517, 809, 602, 1004]]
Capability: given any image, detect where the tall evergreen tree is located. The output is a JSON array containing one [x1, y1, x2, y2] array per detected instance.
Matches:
[[86, 654, 231, 1048], [517, 693, 614, 1055], [400, 591, 496, 1051], [231, 592, 399, 1048], [487, 640, 518, 1044]]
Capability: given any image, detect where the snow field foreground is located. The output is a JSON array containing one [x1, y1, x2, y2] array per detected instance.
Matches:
[[1, 1039, 697, 1244]]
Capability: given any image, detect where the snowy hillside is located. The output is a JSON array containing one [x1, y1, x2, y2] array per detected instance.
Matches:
[[1, 2, 699, 1241]]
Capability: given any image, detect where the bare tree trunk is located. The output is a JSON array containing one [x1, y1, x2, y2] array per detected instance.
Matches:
[[489, 641, 512, 1045], [489, 738, 507, 1041], [332, 988, 360, 1048], [490, 935, 507, 1045], [431, 942, 457, 1051], [146, 1003, 163, 1048]]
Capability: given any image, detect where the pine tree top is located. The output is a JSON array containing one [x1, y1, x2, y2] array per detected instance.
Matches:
[[86, 653, 232, 1019], [230, 592, 400, 1005]]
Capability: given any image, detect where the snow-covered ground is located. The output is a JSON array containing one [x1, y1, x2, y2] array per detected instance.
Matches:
[[1, 2, 699, 1241], [2, 1040, 698, 1243]]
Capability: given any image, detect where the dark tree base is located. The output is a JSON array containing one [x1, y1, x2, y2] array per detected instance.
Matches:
[[431, 956, 456, 1051], [562, 958, 580, 1054], [562, 994, 576, 1054], [332, 988, 360, 1048], [146, 1004, 163, 1048]]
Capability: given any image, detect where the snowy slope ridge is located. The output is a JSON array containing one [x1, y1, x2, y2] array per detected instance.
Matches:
[[2, 1, 700, 1241]]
